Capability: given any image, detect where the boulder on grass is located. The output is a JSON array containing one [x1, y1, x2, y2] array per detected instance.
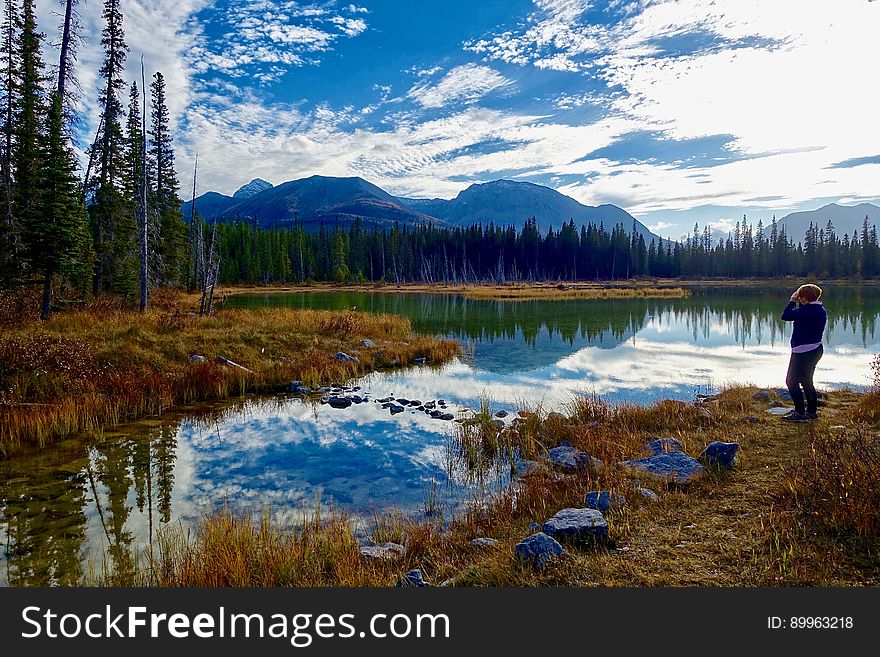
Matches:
[[396, 569, 430, 587], [698, 441, 740, 469], [471, 537, 498, 549], [645, 437, 684, 455], [621, 451, 704, 485], [514, 532, 567, 570], [637, 487, 660, 502], [542, 508, 609, 544], [546, 445, 601, 472], [359, 542, 405, 560], [584, 491, 625, 512]]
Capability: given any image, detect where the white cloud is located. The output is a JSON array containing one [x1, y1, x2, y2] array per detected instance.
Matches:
[[407, 64, 514, 109], [648, 221, 674, 231]]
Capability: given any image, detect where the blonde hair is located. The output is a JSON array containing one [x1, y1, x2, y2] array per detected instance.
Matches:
[[797, 283, 822, 302]]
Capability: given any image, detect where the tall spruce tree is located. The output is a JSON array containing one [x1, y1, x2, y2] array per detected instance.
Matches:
[[149, 71, 185, 285], [90, 0, 134, 296], [0, 0, 19, 283]]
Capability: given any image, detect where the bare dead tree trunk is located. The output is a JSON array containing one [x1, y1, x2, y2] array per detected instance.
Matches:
[[57, 0, 75, 99]]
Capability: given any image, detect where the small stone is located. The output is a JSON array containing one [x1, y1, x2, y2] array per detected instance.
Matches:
[[335, 352, 358, 363], [189, 354, 207, 363], [495, 410, 509, 418], [425, 401, 436, 410], [359, 542, 405, 560], [584, 491, 626, 512], [396, 398, 410, 405], [351, 395, 363, 404], [471, 537, 498, 549], [414, 357, 427, 365], [360, 339, 375, 348], [645, 437, 684, 455], [543, 508, 609, 544], [776, 388, 793, 401], [513, 459, 541, 478], [546, 445, 599, 472], [751, 390, 772, 402], [389, 404, 405, 415], [698, 441, 740, 469], [637, 487, 660, 502], [409, 400, 422, 406], [327, 396, 352, 409], [377, 396, 394, 403], [514, 532, 567, 570], [396, 569, 430, 587]]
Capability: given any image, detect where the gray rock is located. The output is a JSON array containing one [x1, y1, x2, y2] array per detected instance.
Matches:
[[429, 410, 443, 419], [396, 398, 410, 405], [377, 396, 394, 403], [335, 351, 358, 363], [360, 339, 375, 348], [546, 445, 599, 472], [752, 389, 772, 401], [396, 569, 430, 587], [543, 508, 609, 544], [622, 451, 704, 485], [189, 354, 207, 363], [584, 491, 626, 512], [471, 537, 499, 549], [514, 532, 567, 570], [645, 437, 684, 455], [389, 404, 405, 415], [414, 357, 427, 365], [351, 395, 364, 404], [698, 441, 740, 469], [327, 396, 352, 409], [359, 542, 405, 560], [527, 522, 542, 532], [292, 385, 312, 395], [776, 388, 793, 401], [409, 400, 422, 406], [513, 459, 541, 478], [495, 410, 509, 418], [425, 401, 436, 410], [638, 487, 660, 502], [439, 413, 455, 421]]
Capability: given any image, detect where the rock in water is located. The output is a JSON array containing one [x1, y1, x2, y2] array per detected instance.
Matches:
[[359, 542, 405, 560], [584, 491, 625, 512], [514, 532, 567, 570], [389, 404, 405, 415], [546, 445, 601, 472], [542, 508, 609, 544], [327, 396, 352, 409], [495, 410, 509, 418], [396, 569, 430, 587], [698, 441, 740, 468], [645, 437, 684, 455], [622, 451, 704, 485]]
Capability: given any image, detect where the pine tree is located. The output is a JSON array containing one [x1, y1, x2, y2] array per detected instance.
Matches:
[[149, 71, 185, 285], [26, 93, 92, 317], [0, 0, 19, 282], [90, 0, 133, 296]]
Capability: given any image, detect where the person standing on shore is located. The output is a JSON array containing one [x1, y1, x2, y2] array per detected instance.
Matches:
[[780, 284, 826, 422]]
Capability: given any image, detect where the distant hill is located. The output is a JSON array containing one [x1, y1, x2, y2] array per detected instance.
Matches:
[[778, 202, 880, 240], [181, 175, 436, 228], [181, 175, 661, 243], [397, 179, 659, 243]]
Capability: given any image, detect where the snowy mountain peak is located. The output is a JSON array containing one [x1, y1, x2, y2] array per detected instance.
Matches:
[[233, 178, 273, 199]]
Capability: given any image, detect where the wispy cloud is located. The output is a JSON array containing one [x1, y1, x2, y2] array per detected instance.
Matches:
[[407, 64, 514, 109]]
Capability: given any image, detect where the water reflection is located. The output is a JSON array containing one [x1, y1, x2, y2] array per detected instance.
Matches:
[[3, 288, 879, 584]]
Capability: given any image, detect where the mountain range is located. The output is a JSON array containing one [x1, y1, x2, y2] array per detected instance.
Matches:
[[181, 175, 661, 243], [776, 202, 880, 241]]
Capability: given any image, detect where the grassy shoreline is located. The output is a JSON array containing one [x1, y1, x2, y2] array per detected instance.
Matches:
[[99, 386, 879, 587], [0, 293, 460, 457]]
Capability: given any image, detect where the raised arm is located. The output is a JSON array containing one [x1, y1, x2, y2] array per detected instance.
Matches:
[[781, 300, 799, 321]]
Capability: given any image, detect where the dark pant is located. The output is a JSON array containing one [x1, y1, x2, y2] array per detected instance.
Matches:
[[786, 345, 823, 414]]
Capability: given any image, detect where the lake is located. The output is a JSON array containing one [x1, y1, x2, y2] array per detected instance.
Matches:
[[2, 286, 878, 584]]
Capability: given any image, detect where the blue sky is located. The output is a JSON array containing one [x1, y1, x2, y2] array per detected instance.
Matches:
[[35, 0, 880, 238]]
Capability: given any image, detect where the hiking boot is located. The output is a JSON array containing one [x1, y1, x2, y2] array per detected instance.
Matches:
[[805, 412, 819, 420], [781, 412, 809, 423]]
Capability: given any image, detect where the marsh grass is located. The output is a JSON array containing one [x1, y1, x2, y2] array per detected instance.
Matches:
[[0, 294, 459, 456]]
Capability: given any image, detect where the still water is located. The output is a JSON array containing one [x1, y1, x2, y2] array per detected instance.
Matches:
[[2, 287, 879, 584]]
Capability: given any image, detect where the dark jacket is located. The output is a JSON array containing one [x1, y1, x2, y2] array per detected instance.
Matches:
[[781, 301, 827, 348]]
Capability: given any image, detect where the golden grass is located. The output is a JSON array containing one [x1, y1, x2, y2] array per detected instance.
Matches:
[[99, 386, 878, 587], [0, 292, 459, 457], [214, 281, 691, 301]]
